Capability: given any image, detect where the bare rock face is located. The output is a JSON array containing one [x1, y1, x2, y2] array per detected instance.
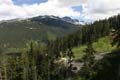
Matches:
[[71, 62, 84, 73]]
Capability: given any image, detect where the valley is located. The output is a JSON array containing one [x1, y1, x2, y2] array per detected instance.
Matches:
[[0, 15, 120, 80]]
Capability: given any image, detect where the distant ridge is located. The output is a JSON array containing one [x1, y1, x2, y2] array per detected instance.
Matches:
[[0, 15, 81, 47]]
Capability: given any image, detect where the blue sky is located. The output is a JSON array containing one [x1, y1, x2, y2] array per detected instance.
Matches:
[[72, 6, 82, 12], [13, 0, 47, 5]]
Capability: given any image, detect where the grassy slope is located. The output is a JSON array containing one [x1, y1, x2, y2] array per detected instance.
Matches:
[[0, 20, 79, 48], [72, 36, 116, 59]]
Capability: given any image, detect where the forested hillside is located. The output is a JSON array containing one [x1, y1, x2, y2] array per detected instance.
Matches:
[[0, 14, 120, 80], [0, 16, 80, 48]]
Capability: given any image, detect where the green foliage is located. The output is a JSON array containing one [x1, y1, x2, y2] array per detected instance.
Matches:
[[93, 36, 116, 53], [90, 49, 120, 80], [108, 15, 120, 48], [1, 14, 120, 80], [79, 42, 96, 80], [73, 36, 116, 59], [72, 45, 87, 59]]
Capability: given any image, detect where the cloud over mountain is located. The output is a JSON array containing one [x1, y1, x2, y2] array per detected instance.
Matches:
[[0, 0, 82, 20], [0, 0, 120, 21]]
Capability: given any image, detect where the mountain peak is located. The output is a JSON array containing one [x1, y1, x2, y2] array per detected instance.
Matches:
[[30, 15, 85, 25]]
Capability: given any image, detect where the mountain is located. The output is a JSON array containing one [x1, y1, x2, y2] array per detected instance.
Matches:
[[0, 15, 81, 48], [31, 15, 85, 26], [62, 17, 79, 24], [62, 17, 86, 25]]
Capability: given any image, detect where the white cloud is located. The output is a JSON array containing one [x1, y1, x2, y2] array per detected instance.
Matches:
[[1, 0, 120, 21], [0, 0, 83, 21], [49, 0, 86, 7], [88, 0, 120, 13], [0, 0, 13, 5], [83, 0, 120, 20]]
